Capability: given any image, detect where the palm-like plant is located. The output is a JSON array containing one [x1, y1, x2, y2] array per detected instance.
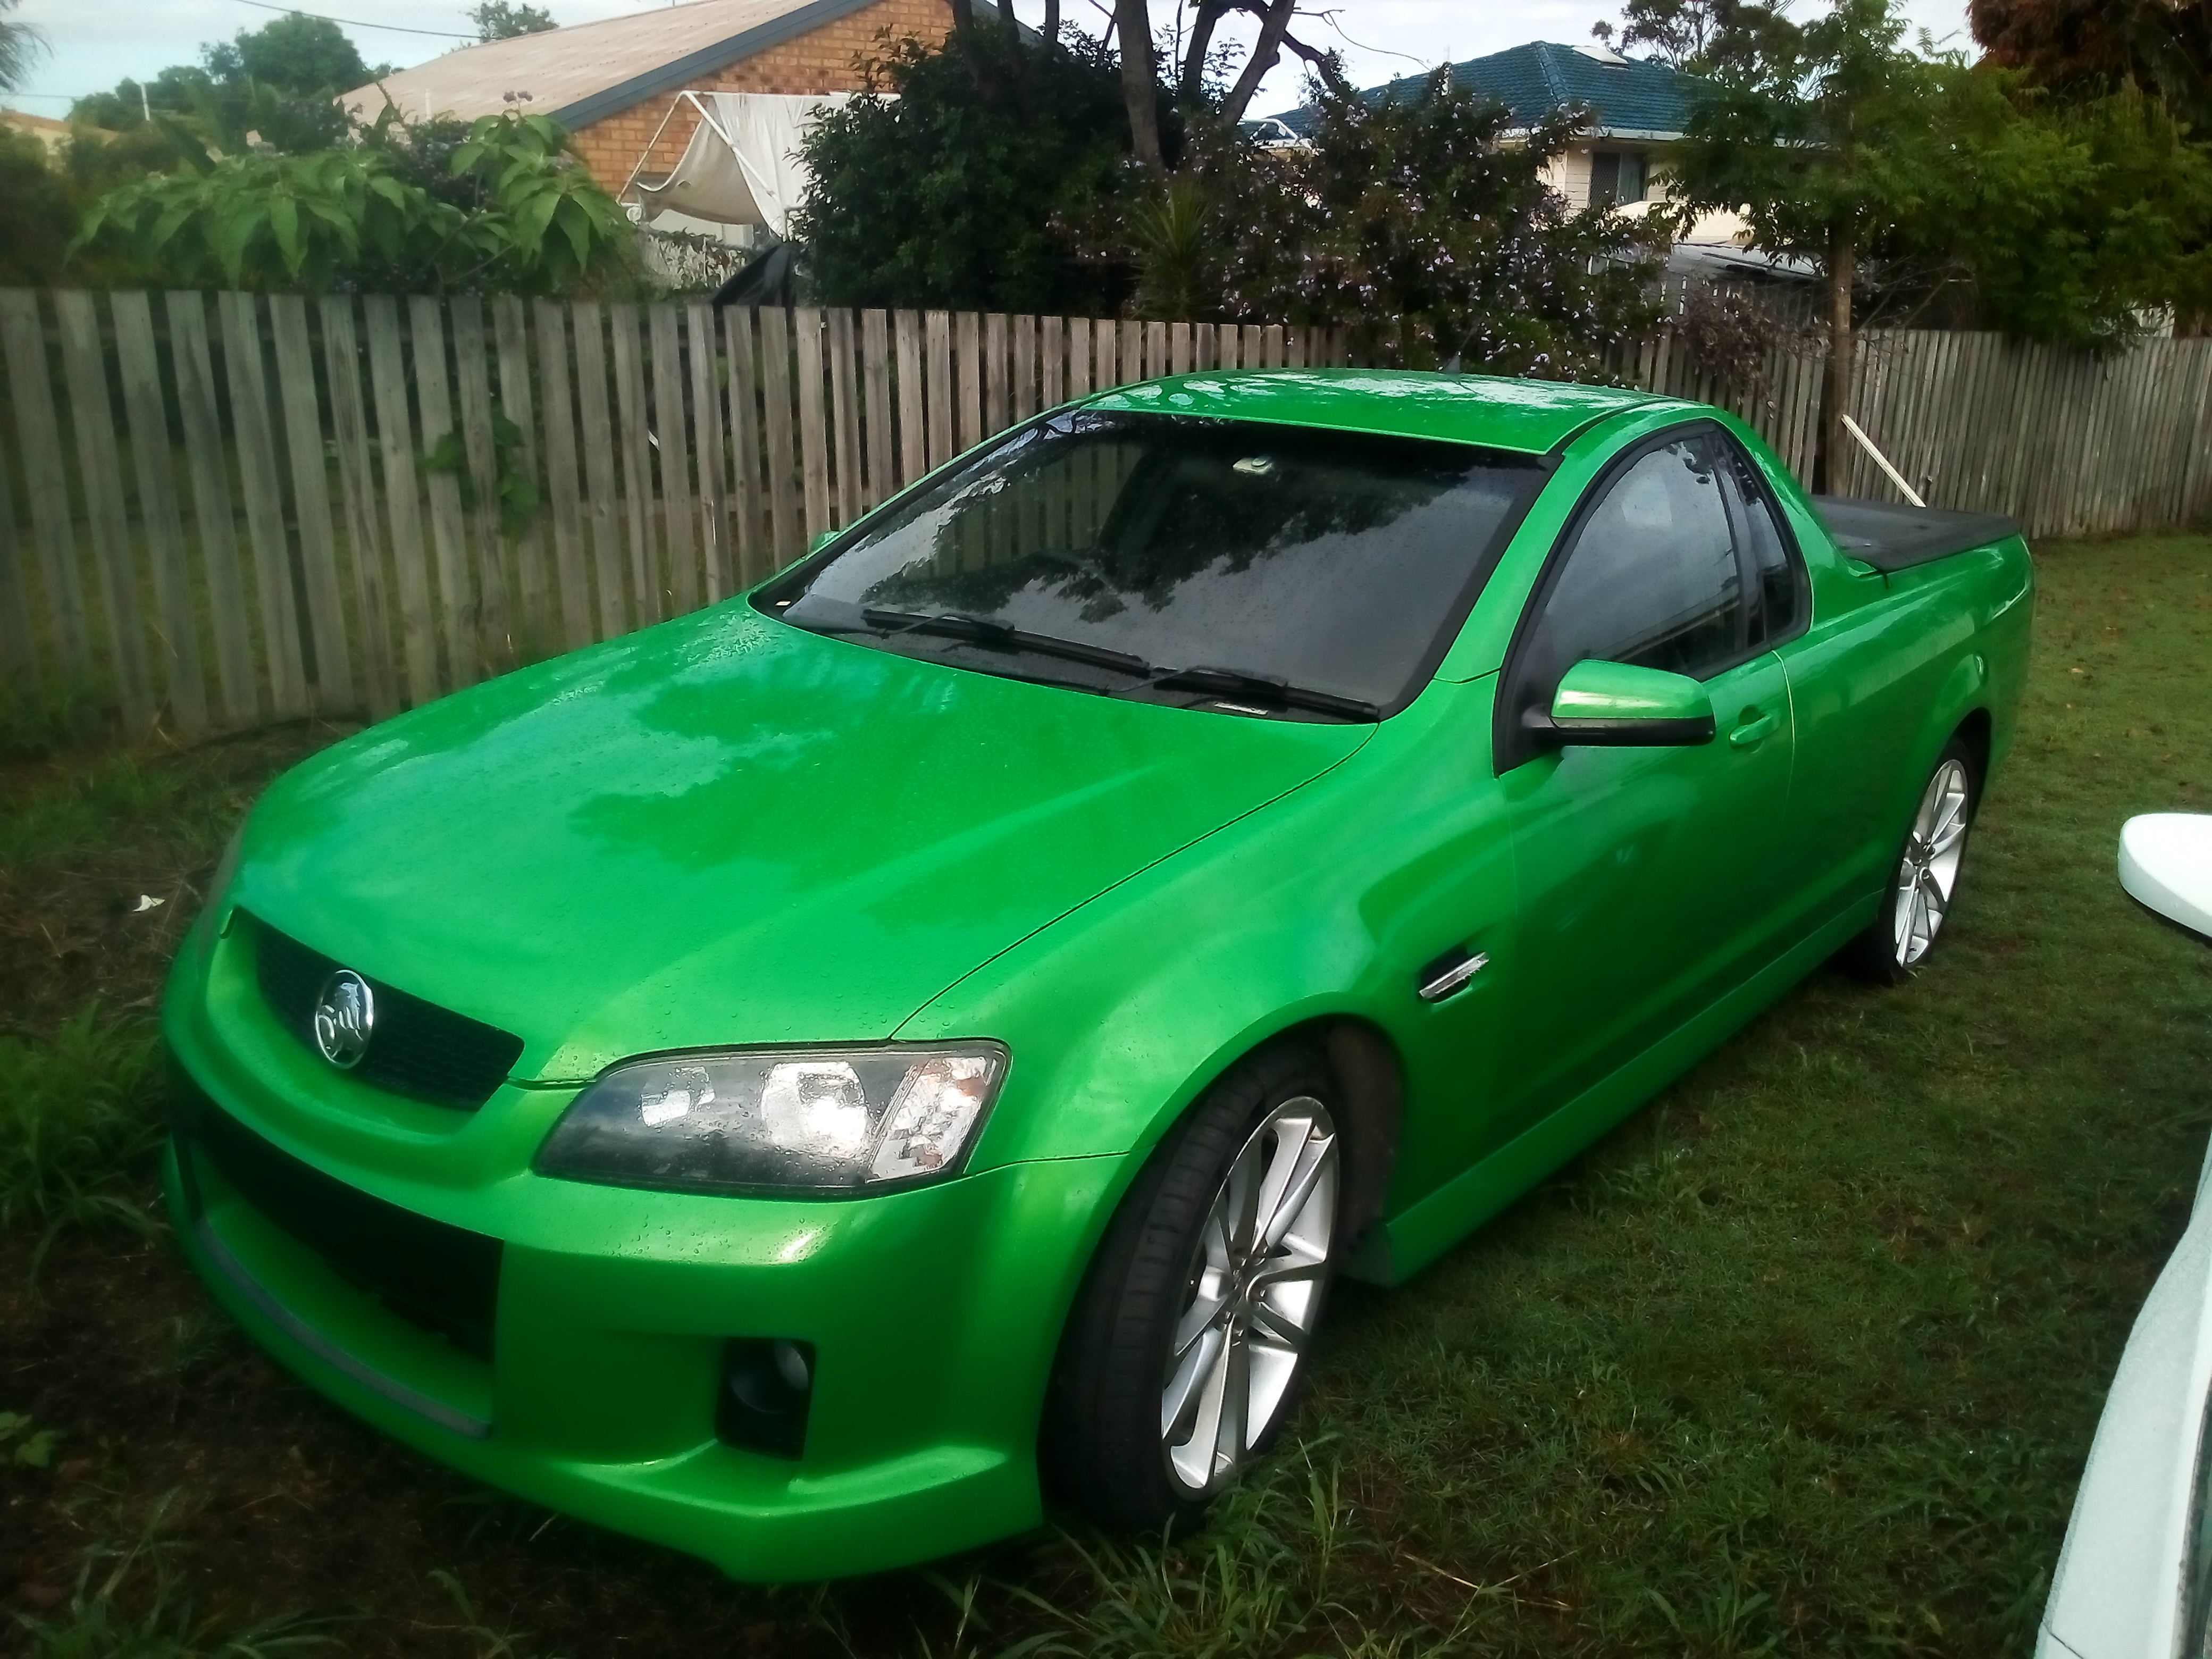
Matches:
[[0, 0, 46, 95]]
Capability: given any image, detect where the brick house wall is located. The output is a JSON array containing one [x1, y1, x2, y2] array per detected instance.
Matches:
[[570, 0, 953, 195]]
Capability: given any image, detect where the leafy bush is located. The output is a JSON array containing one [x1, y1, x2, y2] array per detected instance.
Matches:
[[72, 110, 641, 296], [794, 23, 1136, 314], [1102, 72, 1663, 375]]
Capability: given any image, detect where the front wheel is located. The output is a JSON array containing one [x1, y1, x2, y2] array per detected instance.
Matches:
[[1845, 739, 1978, 983], [1043, 1045, 1342, 1532]]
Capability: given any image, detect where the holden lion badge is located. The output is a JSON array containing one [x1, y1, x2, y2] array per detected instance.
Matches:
[[313, 969, 374, 1069]]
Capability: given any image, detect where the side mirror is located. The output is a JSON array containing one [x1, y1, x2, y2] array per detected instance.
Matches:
[[2119, 814, 2212, 944], [1525, 659, 1716, 748]]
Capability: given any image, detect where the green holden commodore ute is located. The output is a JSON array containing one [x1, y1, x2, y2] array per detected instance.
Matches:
[[163, 370, 2032, 1580]]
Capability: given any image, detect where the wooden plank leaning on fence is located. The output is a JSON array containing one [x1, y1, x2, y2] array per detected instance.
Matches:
[[52, 291, 154, 733], [164, 292, 255, 728], [0, 291, 90, 684]]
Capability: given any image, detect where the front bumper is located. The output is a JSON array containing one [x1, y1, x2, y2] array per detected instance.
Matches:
[[162, 921, 1119, 1582]]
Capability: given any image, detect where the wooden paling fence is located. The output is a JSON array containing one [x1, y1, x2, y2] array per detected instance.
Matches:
[[1620, 324, 2212, 539], [0, 291, 1342, 739], [3, 287, 2210, 744]]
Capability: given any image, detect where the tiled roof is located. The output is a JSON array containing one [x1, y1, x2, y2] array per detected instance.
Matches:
[[341, 0, 879, 130], [1270, 41, 1706, 141]]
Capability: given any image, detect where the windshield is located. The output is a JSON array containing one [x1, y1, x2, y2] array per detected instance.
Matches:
[[764, 410, 1543, 717]]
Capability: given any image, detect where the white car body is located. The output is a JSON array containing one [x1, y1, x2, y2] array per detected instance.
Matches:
[[2037, 814, 2212, 1659]]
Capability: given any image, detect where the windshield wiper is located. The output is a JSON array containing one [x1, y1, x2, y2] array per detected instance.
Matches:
[[858, 608, 1153, 677], [1131, 664, 1382, 722]]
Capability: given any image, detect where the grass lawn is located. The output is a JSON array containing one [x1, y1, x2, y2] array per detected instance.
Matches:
[[2, 533, 2209, 1658]]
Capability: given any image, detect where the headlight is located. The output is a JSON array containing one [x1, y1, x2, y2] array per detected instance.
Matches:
[[535, 1043, 1009, 1195]]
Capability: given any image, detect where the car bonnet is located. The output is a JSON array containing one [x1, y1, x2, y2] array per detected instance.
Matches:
[[227, 603, 1373, 1084]]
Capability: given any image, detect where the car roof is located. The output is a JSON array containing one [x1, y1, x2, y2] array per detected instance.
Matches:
[[1079, 368, 1689, 456]]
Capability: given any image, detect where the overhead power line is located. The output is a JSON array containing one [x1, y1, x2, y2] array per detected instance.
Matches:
[[230, 0, 478, 38]]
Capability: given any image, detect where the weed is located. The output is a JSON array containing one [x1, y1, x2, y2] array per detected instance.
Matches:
[[423, 1568, 565, 1659], [0, 1005, 163, 1253], [12, 1494, 336, 1659], [0, 1409, 63, 1468]]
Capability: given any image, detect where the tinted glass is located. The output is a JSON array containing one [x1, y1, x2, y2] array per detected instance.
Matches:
[[1535, 435, 1745, 684], [1719, 451, 1802, 646], [774, 411, 1541, 711]]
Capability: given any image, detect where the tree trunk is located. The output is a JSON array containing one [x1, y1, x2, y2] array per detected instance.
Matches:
[[1116, 0, 1165, 169], [946, 0, 974, 32], [1819, 226, 1856, 495], [1179, 0, 1232, 102], [1219, 0, 1297, 126]]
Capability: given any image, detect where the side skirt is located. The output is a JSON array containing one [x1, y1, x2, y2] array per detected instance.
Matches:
[[1347, 900, 1875, 1287]]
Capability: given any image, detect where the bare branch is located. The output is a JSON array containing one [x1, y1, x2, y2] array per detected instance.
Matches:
[[1279, 29, 1352, 95], [1218, 0, 1296, 125]]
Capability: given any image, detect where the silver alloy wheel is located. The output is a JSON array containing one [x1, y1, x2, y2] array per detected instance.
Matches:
[[1159, 1097, 1338, 1495], [1893, 758, 1971, 967]]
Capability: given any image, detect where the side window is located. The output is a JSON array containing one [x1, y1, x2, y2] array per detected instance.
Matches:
[[1530, 435, 1745, 688], [1717, 448, 1804, 647]]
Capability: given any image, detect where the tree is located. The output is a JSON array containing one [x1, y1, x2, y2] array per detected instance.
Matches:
[[70, 15, 386, 154], [1108, 72, 1661, 373], [0, 0, 44, 93], [72, 110, 641, 296], [1669, 0, 1961, 489], [794, 24, 1135, 313], [202, 13, 371, 94], [470, 3, 558, 41], [1590, 0, 1797, 71], [1970, 0, 2211, 127], [0, 125, 72, 283]]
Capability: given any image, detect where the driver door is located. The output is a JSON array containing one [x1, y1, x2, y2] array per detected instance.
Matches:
[[1482, 428, 1801, 1155]]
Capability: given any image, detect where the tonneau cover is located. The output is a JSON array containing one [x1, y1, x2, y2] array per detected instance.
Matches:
[[1813, 496, 2022, 572]]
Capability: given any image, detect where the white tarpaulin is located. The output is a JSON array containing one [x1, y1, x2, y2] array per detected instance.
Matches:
[[631, 91, 858, 238]]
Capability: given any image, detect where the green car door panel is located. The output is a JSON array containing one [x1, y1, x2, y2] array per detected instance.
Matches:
[[160, 369, 2033, 1581]]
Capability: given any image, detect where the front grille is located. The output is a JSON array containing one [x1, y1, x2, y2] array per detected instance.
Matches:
[[250, 915, 524, 1111], [170, 1063, 501, 1359]]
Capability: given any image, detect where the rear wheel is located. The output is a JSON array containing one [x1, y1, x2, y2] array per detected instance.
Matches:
[[1845, 738, 1977, 983], [1044, 1044, 1342, 1532]]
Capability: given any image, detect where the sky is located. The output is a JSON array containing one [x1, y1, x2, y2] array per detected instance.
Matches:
[[8, 0, 1979, 121]]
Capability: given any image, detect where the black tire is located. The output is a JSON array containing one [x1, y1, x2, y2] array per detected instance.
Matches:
[[1042, 1041, 1344, 1533], [1842, 736, 1980, 985]]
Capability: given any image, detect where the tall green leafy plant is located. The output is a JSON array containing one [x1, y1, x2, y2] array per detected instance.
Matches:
[[71, 110, 641, 296], [1120, 73, 1661, 378], [794, 23, 1135, 314]]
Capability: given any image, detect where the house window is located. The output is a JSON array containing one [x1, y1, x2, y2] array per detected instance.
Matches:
[[1589, 150, 1648, 207]]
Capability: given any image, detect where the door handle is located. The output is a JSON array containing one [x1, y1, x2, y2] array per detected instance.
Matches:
[[1728, 710, 1780, 749]]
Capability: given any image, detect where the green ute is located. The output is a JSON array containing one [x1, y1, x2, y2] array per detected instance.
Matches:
[[163, 369, 2032, 1581]]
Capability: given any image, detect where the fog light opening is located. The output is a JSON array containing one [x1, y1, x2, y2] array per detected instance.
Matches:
[[717, 1337, 814, 1460]]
